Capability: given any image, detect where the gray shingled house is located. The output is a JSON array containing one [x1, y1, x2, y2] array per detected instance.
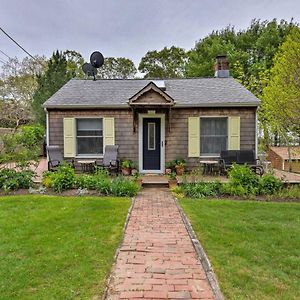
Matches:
[[43, 57, 260, 173]]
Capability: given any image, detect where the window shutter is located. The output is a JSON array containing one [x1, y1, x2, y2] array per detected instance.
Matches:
[[188, 117, 200, 157], [104, 117, 115, 146], [228, 116, 240, 150], [63, 118, 76, 157]]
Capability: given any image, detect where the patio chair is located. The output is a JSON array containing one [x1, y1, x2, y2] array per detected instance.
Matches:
[[96, 145, 119, 175], [46, 145, 74, 171]]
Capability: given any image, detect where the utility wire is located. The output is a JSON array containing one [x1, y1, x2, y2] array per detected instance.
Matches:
[[0, 49, 11, 59], [0, 26, 36, 60], [0, 58, 6, 64]]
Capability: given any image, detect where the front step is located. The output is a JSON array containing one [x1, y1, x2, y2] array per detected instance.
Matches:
[[141, 175, 169, 188]]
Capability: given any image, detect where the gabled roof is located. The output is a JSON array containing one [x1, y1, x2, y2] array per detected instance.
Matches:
[[270, 147, 300, 160], [128, 82, 175, 107], [43, 77, 260, 109]]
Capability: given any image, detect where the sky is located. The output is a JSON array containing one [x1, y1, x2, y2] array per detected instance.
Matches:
[[0, 0, 299, 66]]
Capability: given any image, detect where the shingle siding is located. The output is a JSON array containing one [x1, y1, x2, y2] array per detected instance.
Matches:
[[48, 107, 256, 170]]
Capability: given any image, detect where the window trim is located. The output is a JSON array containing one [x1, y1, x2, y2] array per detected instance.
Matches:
[[76, 117, 104, 157], [200, 116, 228, 157]]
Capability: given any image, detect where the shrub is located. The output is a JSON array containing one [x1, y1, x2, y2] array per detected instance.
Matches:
[[110, 177, 140, 197], [95, 178, 112, 195], [0, 168, 34, 191], [42, 163, 75, 193], [181, 181, 221, 198], [74, 174, 98, 190], [225, 164, 260, 196], [259, 174, 283, 195]]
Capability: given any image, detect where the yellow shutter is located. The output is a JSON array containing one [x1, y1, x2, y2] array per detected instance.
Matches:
[[63, 118, 75, 157], [228, 116, 240, 150], [104, 117, 115, 146], [188, 117, 200, 157]]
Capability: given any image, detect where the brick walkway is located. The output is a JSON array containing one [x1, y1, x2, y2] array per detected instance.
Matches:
[[105, 188, 215, 300]]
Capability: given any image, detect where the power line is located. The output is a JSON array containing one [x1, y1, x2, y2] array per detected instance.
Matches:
[[0, 26, 36, 60], [0, 49, 11, 59], [0, 58, 6, 64]]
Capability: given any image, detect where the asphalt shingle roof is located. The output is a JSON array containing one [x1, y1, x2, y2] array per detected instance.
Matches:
[[43, 77, 260, 108]]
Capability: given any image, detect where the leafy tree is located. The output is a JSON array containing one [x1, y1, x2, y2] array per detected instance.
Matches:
[[263, 27, 300, 145], [0, 55, 46, 105], [63, 50, 85, 78], [31, 51, 74, 125], [96, 57, 137, 79], [138, 46, 188, 79]]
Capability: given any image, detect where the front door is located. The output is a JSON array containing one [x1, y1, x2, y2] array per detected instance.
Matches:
[[143, 118, 161, 170]]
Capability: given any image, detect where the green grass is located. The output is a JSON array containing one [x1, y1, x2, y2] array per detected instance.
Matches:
[[0, 195, 131, 300], [179, 199, 300, 300]]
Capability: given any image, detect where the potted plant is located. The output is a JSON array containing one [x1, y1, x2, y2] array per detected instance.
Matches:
[[121, 159, 132, 176], [175, 158, 186, 176], [168, 171, 177, 189], [133, 171, 143, 187], [165, 161, 173, 174], [131, 161, 138, 176]]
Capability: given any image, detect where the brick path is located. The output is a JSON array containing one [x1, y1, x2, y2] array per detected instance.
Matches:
[[105, 188, 215, 299]]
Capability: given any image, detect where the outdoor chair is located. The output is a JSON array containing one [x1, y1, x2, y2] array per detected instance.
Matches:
[[219, 150, 264, 176], [96, 145, 119, 175], [46, 145, 74, 171]]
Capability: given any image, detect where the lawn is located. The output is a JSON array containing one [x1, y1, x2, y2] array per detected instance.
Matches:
[[179, 199, 300, 300], [0, 195, 131, 300]]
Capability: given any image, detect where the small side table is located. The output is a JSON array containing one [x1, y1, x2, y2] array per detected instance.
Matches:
[[199, 160, 219, 175], [77, 160, 96, 173]]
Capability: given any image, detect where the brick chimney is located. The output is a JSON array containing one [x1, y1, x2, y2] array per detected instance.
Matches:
[[214, 55, 230, 78]]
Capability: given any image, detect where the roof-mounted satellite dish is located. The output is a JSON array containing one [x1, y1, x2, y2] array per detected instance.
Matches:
[[82, 62, 98, 80], [90, 51, 104, 68], [82, 51, 104, 81]]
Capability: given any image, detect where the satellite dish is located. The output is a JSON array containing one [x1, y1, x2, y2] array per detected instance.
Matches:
[[90, 51, 104, 68], [82, 63, 98, 80]]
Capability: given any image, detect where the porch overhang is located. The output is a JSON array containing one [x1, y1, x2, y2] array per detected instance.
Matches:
[[127, 82, 175, 132]]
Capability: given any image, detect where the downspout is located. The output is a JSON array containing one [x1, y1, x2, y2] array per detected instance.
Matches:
[[45, 108, 49, 161], [255, 107, 258, 159]]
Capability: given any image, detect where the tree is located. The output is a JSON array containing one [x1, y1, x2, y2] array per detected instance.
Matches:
[[138, 46, 188, 79], [263, 27, 300, 145], [0, 55, 46, 105], [63, 50, 85, 78], [32, 51, 74, 125], [96, 57, 137, 79]]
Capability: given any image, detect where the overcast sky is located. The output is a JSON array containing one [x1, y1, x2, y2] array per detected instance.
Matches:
[[0, 0, 299, 66]]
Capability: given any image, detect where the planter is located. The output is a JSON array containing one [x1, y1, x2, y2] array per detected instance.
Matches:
[[168, 179, 178, 189], [175, 166, 185, 176], [165, 168, 172, 174], [121, 168, 131, 176]]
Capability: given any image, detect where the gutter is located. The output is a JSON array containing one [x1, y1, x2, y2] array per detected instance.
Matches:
[[43, 102, 260, 110]]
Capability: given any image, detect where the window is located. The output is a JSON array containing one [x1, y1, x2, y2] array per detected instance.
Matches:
[[148, 122, 156, 150], [200, 118, 227, 156], [76, 119, 103, 155]]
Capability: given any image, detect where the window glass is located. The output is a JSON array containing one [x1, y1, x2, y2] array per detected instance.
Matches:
[[148, 122, 156, 150], [200, 118, 227, 156], [77, 119, 103, 155]]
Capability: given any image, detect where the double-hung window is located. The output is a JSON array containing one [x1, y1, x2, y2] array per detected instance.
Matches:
[[200, 117, 227, 156], [76, 119, 103, 155]]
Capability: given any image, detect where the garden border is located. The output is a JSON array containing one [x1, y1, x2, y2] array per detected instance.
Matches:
[[102, 196, 136, 300], [174, 196, 224, 300]]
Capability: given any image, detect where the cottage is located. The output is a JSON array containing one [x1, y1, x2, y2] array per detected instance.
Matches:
[[43, 57, 260, 173], [267, 147, 300, 173]]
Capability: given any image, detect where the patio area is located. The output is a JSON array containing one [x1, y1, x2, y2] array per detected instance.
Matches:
[[1, 158, 300, 185]]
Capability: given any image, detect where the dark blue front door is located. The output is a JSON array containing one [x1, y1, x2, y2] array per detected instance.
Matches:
[[143, 118, 161, 170]]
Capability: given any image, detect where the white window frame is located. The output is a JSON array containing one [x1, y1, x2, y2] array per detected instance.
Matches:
[[76, 117, 104, 157]]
